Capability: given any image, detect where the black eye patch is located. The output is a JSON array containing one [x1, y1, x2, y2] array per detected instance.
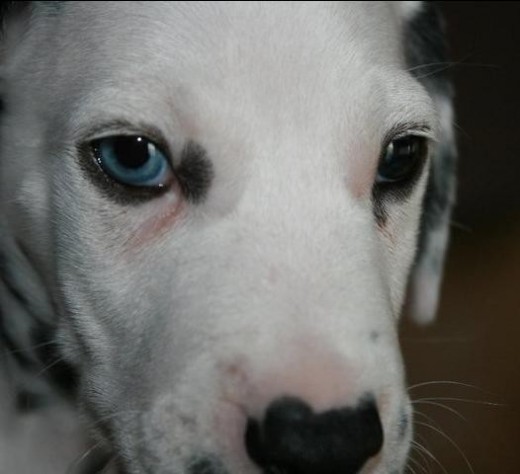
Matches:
[[175, 140, 214, 204]]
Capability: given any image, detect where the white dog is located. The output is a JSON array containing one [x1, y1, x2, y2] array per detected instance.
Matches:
[[0, 2, 456, 473]]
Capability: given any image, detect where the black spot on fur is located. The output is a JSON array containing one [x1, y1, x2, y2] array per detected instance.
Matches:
[[187, 455, 228, 474], [32, 324, 79, 397], [15, 390, 48, 413], [175, 141, 214, 203]]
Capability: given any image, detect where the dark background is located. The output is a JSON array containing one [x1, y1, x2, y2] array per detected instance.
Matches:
[[402, 2, 520, 473]]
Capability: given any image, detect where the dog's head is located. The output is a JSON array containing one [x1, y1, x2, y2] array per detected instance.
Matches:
[[0, 2, 455, 473]]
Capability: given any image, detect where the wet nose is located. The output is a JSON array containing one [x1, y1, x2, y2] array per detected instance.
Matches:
[[245, 396, 383, 474]]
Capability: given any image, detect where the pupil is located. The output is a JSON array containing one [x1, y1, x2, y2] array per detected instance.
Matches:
[[113, 137, 150, 169], [385, 137, 418, 178], [394, 137, 417, 160]]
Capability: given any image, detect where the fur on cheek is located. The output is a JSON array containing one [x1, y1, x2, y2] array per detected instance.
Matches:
[[125, 187, 185, 252]]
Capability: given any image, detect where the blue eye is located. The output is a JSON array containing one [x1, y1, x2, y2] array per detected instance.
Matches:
[[92, 136, 173, 188]]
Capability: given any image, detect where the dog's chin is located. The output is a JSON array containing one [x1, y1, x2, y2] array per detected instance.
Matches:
[[107, 456, 225, 474], [106, 451, 410, 474]]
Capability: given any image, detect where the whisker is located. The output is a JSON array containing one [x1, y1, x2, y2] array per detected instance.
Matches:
[[407, 55, 500, 81], [450, 220, 473, 233], [405, 458, 418, 474], [415, 421, 475, 474], [99, 456, 118, 474], [410, 438, 432, 473], [85, 408, 142, 432], [452, 119, 472, 140], [401, 335, 472, 344], [36, 356, 65, 376], [405, 60, 499, 74], [407, 451, 428, 473], [67, 439, 104, 474], [413, 409, 444, 431], [414, 396, 505, 407], [411, 439, 447, 474], [4, 338, 59, 356], [408, 380, 482, 392], [413, 400, 467, 422]]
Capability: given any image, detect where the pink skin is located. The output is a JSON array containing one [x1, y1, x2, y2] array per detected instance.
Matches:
[[211, 337, 367, 468], [345, 140, 379, 200], [126, 185, 185, 251]]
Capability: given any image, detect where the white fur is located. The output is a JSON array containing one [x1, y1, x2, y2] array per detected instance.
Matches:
[[0, 2, 440, 473]]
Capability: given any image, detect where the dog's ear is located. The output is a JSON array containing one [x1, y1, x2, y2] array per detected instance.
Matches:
[[403, 2, 457, 324]]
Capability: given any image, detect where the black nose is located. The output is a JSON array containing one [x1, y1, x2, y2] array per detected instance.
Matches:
[[245, 396, 383, 474]]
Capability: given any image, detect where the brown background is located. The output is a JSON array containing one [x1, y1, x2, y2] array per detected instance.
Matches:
[[401, 2, 520, 472]]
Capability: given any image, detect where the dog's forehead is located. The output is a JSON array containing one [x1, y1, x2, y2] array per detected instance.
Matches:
[[32, 2, 433, 153], [14, 1, 436, 209], [37, 2, 419, 109], [61, 1, 403, 63]]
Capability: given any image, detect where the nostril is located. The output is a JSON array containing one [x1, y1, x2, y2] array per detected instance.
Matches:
[[245, 396, 383, 474], [246, 397, 314, 466]]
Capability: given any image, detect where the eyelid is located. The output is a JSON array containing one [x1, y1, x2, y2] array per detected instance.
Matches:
[[78, 119, 174, 165], [383, 123, 436, 145]]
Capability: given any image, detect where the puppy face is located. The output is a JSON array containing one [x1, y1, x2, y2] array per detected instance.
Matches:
[[0, 2, 454, 473]]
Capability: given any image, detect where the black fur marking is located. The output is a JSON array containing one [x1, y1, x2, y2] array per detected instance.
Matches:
[[15, 389, 48, 413], [404, 2, 456, 236], [404, 2, 453, 96], [404, 3, 457, 302], [175, 141, 214, 204], [187, 455, 228, 474], [416, 139, 456, 266], [0, 324, 37, 369], [32, 324, 79, 397], [0, 260, 29, 307], [0, 2, 28, 31]]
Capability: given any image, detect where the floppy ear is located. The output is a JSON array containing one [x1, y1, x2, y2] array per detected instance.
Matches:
[[403, 2, 457, 324]]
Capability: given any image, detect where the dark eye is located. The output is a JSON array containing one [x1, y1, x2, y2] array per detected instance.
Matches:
[[376, 135, 428, 185], [91, 136, 173, 188]]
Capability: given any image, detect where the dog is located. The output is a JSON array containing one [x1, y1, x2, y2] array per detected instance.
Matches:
[[0, 2, 456, 473]]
